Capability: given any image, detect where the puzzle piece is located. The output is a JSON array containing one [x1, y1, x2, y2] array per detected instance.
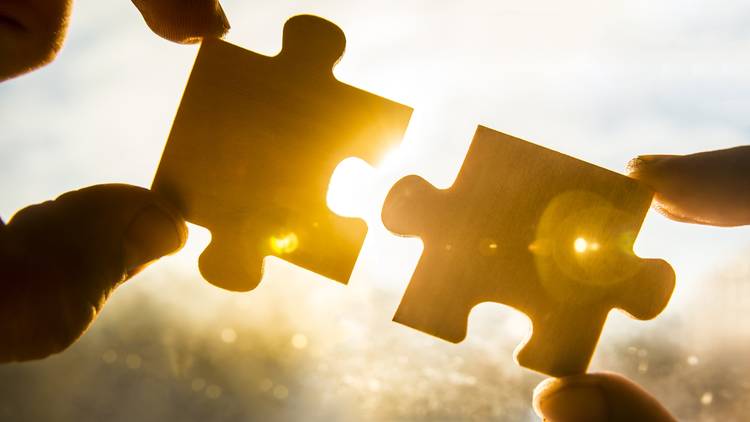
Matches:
[[382, 126, 675, 376], [152, 15, 412, 291]]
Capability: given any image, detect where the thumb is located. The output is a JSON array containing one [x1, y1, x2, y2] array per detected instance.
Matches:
[[5, 184, 186, 282], [533, 373, 676, 422], [0, 184, 186, 361], [628, 146, 750, 226], [131, 0, 230, 44]]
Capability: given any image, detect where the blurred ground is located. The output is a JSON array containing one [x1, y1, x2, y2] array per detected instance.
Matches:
[[1, 252, 749, 421]]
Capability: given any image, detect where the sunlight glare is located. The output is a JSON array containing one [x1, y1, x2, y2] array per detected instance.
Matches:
[[574, 237, 588, 253], [376, 147, 404, 172], [574, 237, 599, 254], [269, 232, 299, 255], [326, 157, 374, 218]]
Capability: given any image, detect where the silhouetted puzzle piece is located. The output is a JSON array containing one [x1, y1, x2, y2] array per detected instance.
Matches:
[[382, 126, 675, 376], [153, 15, 412, 291]]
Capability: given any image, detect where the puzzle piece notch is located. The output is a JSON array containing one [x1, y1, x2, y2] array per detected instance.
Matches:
[[382, 126, 675, 376], [153, 15, 412, 292]]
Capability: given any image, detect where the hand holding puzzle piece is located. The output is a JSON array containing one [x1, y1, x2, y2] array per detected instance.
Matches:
[[382, 127, 675, 376], [153, 15, 412, 292]]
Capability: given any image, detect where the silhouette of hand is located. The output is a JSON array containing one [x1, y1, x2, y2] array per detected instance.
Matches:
[[131, 0, 230, 44], [0, 0, 230, 82], [629, 146, 750, 226], [0, 185, 186, 362], [533, 372, 676, 422]]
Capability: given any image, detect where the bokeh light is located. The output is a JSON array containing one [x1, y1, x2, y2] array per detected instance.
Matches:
[[269, 232, 299, 255]]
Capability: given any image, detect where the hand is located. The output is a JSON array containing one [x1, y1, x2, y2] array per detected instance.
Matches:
[[0, 0, 230, 82], [131, 0, 230, 44], [533, 372, 676, 422], [628, 146, 750, 226], [0, 184, 186, 362]]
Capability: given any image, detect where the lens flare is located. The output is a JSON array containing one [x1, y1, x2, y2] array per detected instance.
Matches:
[[573, 237, 600, 254], [270, 232, 299, 255], [574, 237, 588, 253]]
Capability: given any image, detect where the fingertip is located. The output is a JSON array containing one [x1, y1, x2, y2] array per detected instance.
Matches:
[[536, 372, 677, 422], [534, 375, 612, 420], [533, 377, 609, 422], [626, 155, 676, 179], [48, 184, 188, 279], [151, 193, 189, 249], [122, 198, 187, 276], [216, 3, 231, 35], [533, 377, 559, 416], [176, 4, 230, 44], [132, 0, 230, 44]]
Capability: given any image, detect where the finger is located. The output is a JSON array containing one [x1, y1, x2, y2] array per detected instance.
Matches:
[[533, 372, 676, 422], [6, 184, 187, 282], [628, 146, 750, 227], [1, 184, 186, 361], [651, 202, 704, 225], [131, 0, 230, 44]]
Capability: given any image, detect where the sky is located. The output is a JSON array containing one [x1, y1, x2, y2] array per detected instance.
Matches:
[[1, 1, 750, 421]]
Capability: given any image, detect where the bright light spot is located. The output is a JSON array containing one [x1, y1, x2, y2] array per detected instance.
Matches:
[[479, 238, 499, 256], [270, 232, 299, 255], [574, 237, 589, 253], [273, 385, 289, 399], [126, 354, 142, 369], [191, 378, 206, 391], [259, 378, 273, 392], [221, 328, 237, 343], [326, 157, 373, 217], [701, 391, 713, 405], [637, 361, 648, 373], [377, 147, 402, 170], [206, 385, 222, 399], [574, 237, 600, 253], [687, 355, 700, 366], [102, 350, 117, 364], [368, 378, 382, 392], [291, 333, 308, 349], [504, 312, 531, 339]]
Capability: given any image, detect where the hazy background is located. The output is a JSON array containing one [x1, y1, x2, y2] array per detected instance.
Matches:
[[2, 0, 750, 420]]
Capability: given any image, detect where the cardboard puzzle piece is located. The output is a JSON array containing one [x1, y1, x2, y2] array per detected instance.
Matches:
[[382, 126, 675, 376], [153, 15, 412, 291]]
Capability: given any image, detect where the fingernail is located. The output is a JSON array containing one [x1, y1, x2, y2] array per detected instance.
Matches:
[[536, 384, 608, 422], [635, 155, 665, 163], [216, 3, 231, 33], [123, 204, 186, 274], [627, 154, 677, 176], [627, 156, 654, 175]]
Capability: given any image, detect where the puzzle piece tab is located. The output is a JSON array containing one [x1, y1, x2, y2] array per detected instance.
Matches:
[[153, 15, 412, 291], [382, 126, 675, 376]]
